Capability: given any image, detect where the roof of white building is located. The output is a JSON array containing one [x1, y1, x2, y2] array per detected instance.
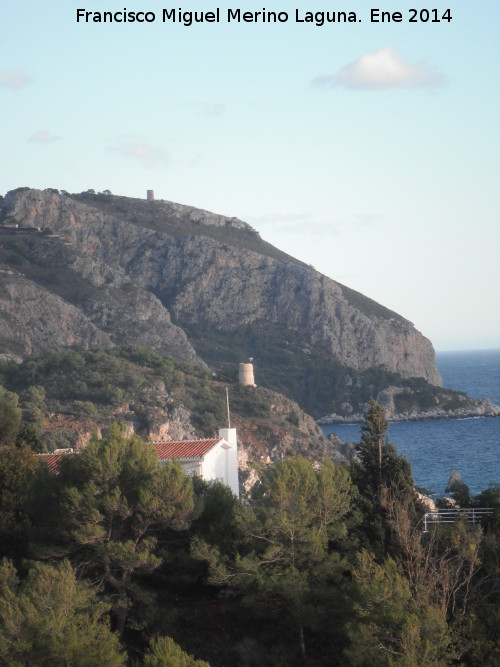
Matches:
[[38, 438, 229, 473], [38, 452, 72, 473], [152, 438, 223, 461]]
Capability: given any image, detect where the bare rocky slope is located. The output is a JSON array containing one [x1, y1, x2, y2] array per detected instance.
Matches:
[[0, 187, 448, 418]]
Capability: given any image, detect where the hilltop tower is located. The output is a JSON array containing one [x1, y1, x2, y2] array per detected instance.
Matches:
[[239, 362, 256, 387], [147, 189, 155, 202]]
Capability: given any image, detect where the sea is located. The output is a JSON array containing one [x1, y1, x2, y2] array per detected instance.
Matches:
[[322, 350, 500, 497]]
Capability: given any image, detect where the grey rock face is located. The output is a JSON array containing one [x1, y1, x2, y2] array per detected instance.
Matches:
[[0, 190, 200, 364], [375, 386, 409, 419], [0, 188, 442, 386], [318, 393, 500, 424], [0, 270, 112, 355], [327, 433, 357, 464], [154, 199, 252, 232], [446, 470, 468, 493], [156, 237, 441, 384]]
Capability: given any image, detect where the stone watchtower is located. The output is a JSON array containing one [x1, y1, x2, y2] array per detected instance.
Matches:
[[239, 362, 256, 387], [147, 189, 155, 202]]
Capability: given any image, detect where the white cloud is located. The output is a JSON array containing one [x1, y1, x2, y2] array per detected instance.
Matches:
[[314, 47, 446, 90], [0, 70, 33, 90], [28, 130, 59, 144], [109, 136, 169, 167]]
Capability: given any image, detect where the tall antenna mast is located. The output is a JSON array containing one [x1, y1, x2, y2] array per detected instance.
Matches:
[[225, 386, 231, 428]]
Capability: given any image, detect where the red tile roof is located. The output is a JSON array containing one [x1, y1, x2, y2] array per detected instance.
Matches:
[[37, 439, 222, 472], [153, 438, 221, 460], [38, 453, 66, 473]]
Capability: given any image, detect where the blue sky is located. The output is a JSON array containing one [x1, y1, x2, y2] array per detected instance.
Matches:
[[1, 1, 499, 351]]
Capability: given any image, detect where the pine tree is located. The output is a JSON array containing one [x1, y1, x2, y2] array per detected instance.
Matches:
[[38, 426, 196, 637], [194, 457, 353, 663], [0, 559, 125, 666], [0, 387, 22, 445], [344, 550, 452, 666], [0, 444, 40, 558], [144, 636, 210, 667], [351, 399, 421, 555]]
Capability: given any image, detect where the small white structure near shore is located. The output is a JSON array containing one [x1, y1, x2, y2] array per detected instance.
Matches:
[[153, 428, 239, 497]]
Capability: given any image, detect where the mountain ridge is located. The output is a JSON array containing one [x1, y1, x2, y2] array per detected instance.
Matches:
[[0, 187, 443, 417]]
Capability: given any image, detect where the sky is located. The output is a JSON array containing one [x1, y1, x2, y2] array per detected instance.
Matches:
[[1, 1, 499, 352]]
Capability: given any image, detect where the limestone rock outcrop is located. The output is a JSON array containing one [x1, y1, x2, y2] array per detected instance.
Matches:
[[0, 269, 111, 355], [0, 188, 443, 412], [446, 470, 469, 494]]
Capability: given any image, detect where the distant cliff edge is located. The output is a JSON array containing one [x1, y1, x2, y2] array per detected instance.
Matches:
[[0, 187, 445, 418]]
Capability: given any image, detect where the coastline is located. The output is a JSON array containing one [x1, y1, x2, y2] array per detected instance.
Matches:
[[318, 397, 500, 425]]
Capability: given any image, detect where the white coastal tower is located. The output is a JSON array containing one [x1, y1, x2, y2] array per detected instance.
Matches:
[[239, 362, 256, 387]]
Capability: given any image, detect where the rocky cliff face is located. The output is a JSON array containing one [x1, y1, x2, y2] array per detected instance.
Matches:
[[0, 268, 112, 356], [165, 241, 440, 383], [0, 187, 442, 410], [0, 191, 200, 364]]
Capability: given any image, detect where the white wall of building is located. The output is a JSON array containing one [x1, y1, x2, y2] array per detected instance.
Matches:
[[200, 429, 238, 497], [165, 430, 239, 498]]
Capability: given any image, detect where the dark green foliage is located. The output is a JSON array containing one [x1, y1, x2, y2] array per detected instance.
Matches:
[[144, 636, 211, 667], [0, 348, 144, 406], [49, 427, 196, 637], [190, 479, 242, 558], [457, 485, 500, 666], [0, 346, 193, 408], [344, 550, 452, 666], [0, 382, 497, 665], [193, 457, 354, 663], [0, 444, 40, 558], [0, 559, 125, 666], [392, 376, 468, 413], [191, 391, 226, 435], [466, 484, 500, 516], [182, 321, 465, 418], [183, 321, 352, 417], [351, 399, 422, 555], [0, 342, 467, 452], [19, 384, 46, 428], [68, 399, 100, 419], [0, 346, 224, 445], [0, 387, 22, 444], [229, 385, 271, 418], [452, 480, 471, 506], [15, 422, 45, 452], [44, 427, 77, 452]]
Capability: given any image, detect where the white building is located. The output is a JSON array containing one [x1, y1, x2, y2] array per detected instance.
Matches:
[[153, 428, 239, 497]]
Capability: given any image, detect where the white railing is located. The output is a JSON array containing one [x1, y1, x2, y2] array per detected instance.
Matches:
[[423, 508, 494, 532]]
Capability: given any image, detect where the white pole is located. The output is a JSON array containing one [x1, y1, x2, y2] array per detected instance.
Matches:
[[226, 386, 231, 428]]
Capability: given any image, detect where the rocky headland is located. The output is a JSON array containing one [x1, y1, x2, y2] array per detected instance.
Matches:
[[318, 385, 500, 424], [0, 186, 478, 423]]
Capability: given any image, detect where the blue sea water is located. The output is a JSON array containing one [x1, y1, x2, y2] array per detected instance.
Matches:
[[322, 350, 500, 496]]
